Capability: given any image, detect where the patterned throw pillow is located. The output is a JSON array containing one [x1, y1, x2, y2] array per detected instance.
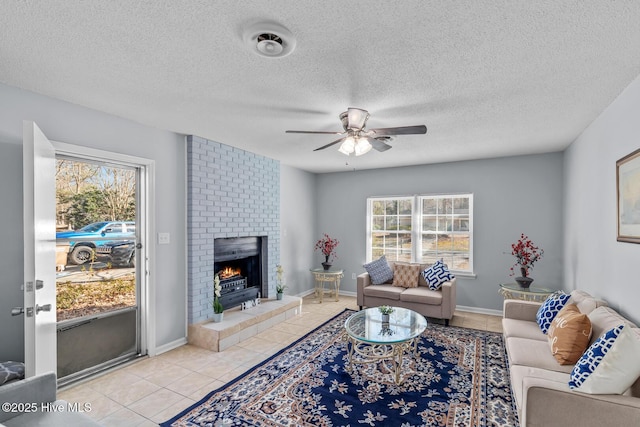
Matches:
[[569, 324, 640, 394], [392, 263, 420, 288], [0, 361, 25, 385], [421, 260, 455, 290], [363, 255, 394, 285], [536, 291, 571, 334], [547, 303, 592, 365]]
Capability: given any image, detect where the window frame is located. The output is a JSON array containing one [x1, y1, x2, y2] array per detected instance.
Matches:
[[366, 193, 474, 274]]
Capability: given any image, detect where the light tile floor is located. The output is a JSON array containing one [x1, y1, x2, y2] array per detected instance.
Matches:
[[59, 295, 503, 426]]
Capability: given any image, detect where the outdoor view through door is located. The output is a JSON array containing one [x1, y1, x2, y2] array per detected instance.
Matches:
[[55, 158, 141, 384]]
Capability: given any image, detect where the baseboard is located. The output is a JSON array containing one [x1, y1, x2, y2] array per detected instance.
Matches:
[[154, 337, 188, 355], [456, 305, 502, 317], [296, 289, 357, 298]]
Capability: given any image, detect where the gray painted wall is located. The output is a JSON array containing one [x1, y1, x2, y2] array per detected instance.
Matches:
[[280, 165, 317, 296], [0, 142, 26, 361], [0, 83, 186, 361], [564, 74, 640, 325], [314, 153, 564, 311]]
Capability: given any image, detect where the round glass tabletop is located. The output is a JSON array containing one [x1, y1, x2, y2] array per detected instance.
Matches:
[[499, 283, 552, 294], [345, 307, 427, 344]]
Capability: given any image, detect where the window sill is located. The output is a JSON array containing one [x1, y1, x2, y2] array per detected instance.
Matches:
[[452, 271, 477, 279]]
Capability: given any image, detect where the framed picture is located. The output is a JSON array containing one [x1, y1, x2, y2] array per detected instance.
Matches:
[[617, 148, 640, 243]]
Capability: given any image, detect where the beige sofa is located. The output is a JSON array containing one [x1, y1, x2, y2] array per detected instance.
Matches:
[[356, 261, 456, 325], [502, 290, 640, 426]]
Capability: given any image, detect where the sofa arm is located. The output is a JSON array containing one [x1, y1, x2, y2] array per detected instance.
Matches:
[[503, 299, 542, 321], [522, 376, 640, 427], [356, 273, 371, 307], [440, 278, 456, 320], [0, 372, 57, 422]]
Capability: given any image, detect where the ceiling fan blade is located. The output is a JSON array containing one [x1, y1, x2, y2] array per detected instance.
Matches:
[[313, 137, 346, 151], [286, 130, 344, 135], [367, 137, 392, 152], [369, 125, 427, 136]]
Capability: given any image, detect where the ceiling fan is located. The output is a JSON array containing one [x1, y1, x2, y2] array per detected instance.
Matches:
[[285, 107, 427, 156]]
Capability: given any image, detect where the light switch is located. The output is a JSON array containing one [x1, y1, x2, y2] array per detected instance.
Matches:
[[158, 233, 170, 245]]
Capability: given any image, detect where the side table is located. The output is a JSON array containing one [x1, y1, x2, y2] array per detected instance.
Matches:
[[499, 283, 553, 302], [310, 268, 343, 303]]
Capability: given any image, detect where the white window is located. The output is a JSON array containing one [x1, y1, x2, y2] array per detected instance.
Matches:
[[367, 194, 473, 274]]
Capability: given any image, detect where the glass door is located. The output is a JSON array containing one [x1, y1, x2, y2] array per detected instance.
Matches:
[[54, 157, 143, 385]]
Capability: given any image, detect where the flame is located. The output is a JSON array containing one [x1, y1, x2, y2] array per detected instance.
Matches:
[[219, 266, 242, 280]]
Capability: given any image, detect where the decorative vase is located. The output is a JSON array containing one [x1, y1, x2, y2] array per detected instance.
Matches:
[[212, 312, 224, 323], [277, 292, 283, 300], [322, 255, 332, 270], [515, 268, 533, 288], [381, 313, 390, 323]]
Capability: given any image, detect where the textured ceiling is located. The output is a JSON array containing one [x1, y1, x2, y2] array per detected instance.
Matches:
[[1, 1, 640, 173]]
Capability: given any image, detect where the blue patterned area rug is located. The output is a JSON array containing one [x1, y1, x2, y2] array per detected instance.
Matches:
[[161, 309, 518, 427]]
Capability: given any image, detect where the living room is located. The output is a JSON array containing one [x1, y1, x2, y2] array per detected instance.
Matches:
[[1, 2, 640, 426]]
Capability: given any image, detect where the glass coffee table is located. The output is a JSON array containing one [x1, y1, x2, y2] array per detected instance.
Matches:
[[344, 307, 427, 384]]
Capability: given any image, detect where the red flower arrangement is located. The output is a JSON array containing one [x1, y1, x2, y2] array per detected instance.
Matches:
[[315, 233, 339, 262], [510, 233, 544, 277]]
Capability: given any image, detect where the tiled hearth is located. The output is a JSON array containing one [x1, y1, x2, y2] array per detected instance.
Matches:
[[188, 296, 302, 351]]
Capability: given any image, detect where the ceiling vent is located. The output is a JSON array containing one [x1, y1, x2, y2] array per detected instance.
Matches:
[[243, 22, 296, 58]]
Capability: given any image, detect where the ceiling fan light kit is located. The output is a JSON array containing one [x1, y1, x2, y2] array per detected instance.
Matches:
[[286, 107, 427, 156], [243, 21, 296, 58]]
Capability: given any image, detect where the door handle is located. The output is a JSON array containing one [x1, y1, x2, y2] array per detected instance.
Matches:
[[11, 307, 24, 316], [36, 304, 52, 314]]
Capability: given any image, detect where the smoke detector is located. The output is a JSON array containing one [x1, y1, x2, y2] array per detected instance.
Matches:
[[243, 21, 296, 58]]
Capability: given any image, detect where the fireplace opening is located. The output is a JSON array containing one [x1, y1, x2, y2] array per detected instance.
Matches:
[[214, 236, 268, 310]]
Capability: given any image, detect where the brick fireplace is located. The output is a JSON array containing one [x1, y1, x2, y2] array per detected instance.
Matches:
[[186, 135, 280, 325]]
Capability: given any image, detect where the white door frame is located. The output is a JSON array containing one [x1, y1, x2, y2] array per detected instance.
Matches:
[[52, 141, 156, 356]]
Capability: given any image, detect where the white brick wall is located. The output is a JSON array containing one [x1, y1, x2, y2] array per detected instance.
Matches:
[[187, 135, 280, 324]]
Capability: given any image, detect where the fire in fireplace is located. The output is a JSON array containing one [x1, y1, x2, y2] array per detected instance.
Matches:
[[214, 236, 268, 310], [219, 266, 242, 280]]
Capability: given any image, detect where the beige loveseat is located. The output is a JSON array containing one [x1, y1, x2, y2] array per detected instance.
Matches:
[[502, 290, 640, 426], [356, 261, 456, 325]]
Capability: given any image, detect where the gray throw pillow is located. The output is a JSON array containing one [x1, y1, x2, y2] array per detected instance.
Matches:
[[363, 255, 394, 285], [0, 361, 25, 385]]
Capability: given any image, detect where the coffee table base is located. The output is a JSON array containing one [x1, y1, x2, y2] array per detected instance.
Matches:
[[343, 333, 420, 385]]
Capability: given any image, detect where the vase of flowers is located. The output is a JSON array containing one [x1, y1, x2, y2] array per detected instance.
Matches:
[[379, 305, 394, 323], [510, 233, 544, 288], [212, 273, 224, 322], [315, 233, 339, 270], [276, 264, 286, 300]]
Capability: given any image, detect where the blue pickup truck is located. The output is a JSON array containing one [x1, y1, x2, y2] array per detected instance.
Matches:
[[56, 221, 135, 265]]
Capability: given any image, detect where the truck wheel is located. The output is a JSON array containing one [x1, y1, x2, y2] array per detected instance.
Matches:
[[70, 246, 94, 265]]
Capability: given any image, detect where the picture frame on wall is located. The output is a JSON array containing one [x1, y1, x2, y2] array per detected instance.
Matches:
[[617, 148, 640, 243]]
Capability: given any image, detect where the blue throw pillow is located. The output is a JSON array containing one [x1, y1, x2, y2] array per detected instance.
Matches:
[[536, 291, 571, 334], [569, 324, 640, 394], [363, 255, 394, 285], [422, 260, 455, 290]]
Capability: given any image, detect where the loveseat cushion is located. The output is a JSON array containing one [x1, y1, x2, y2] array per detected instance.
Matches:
[[502, 318, 548, 341], [422, 260, 455, 290], [569, 324, 640, 394], [547, 303, 592, 365], [363, 255, 394, 285], [362, 284, 403, 301], [505, 337, 574, 374], [392, 262, 420, 288], [588, 306, 638, 347], [536, 291, 571, 334], [399, 287, 443, 305]]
